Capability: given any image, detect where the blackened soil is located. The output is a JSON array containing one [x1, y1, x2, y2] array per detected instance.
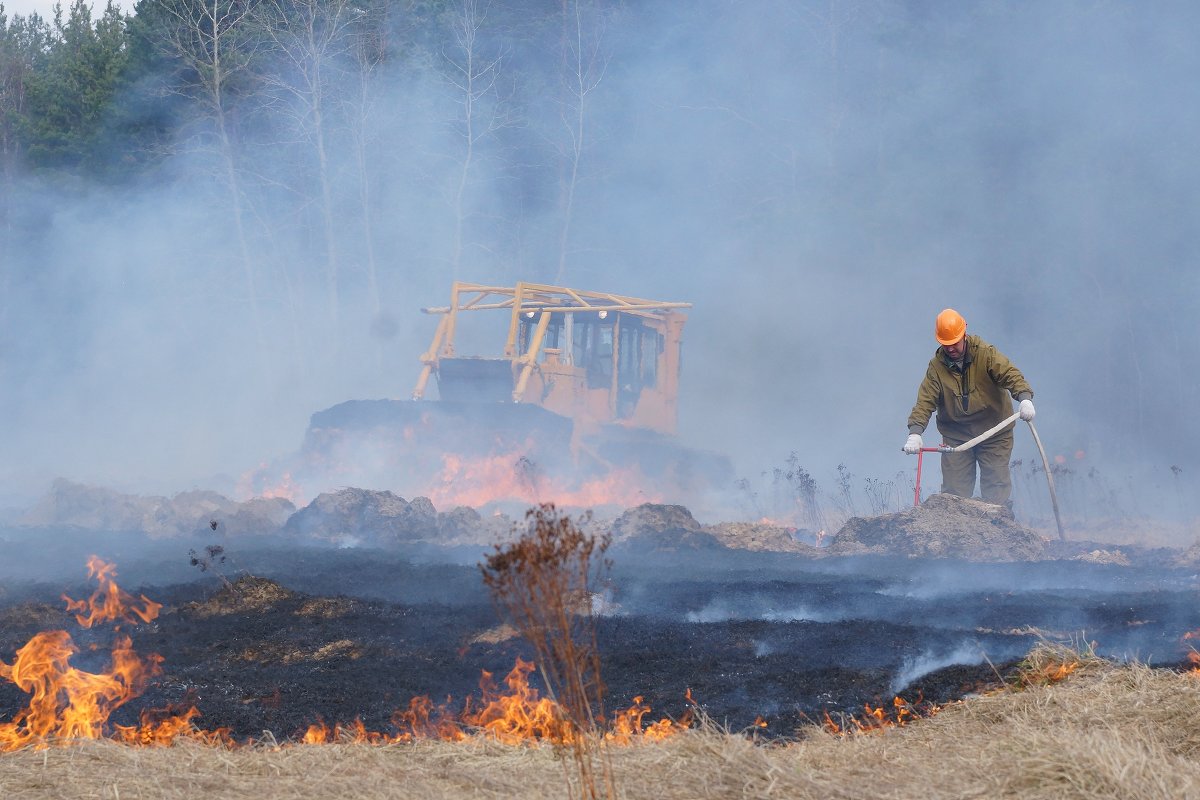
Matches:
[[2, 537, 1199, 742]]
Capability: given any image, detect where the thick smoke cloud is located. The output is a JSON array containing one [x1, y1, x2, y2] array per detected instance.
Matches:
[[1, 1, 1196, 526]]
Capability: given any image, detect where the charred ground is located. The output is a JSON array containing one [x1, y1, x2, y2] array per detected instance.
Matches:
[[2, 526, 1199, 742]]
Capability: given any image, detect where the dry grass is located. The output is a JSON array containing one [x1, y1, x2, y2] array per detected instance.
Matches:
[[4, 648, 1200, 799]]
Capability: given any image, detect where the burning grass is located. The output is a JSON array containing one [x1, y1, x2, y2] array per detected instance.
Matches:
[[7, 543, 1200, 797], [0, 556, 692, 752], [4, 649, 1200, 799]]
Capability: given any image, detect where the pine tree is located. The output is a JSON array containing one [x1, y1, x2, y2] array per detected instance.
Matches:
[[22, 0, 130, 173]]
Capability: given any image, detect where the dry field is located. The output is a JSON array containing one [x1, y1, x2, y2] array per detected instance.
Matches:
[[2, 647, 1199, 800]]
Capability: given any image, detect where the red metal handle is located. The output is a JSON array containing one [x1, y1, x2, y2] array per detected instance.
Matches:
[[913, 447, 944, 506], [914, 450, 923, 506]]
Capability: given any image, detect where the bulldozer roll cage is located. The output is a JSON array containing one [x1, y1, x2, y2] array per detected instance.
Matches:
[[412, 281, 692, 436]]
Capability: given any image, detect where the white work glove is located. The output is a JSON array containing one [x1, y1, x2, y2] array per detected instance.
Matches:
[[1018, 398, 1036, 422], [903, 433, 923, 454]]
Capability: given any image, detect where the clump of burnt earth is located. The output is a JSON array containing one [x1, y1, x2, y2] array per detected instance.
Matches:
[[12, 478, 1200, 568], [17, 478, 294, 538], [610, 503, 816, 555], [824, 493, 1046, 562], [184, 575, 298, 616], [281, 488, 514, 548]]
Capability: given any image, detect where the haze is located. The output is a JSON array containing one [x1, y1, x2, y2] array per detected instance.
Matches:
[[1, 0, 1195, 527]]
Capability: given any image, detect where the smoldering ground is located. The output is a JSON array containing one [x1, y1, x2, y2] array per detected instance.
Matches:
[[2, 522, 1199, 740]]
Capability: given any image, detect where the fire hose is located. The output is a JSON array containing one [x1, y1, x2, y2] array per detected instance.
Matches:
[[906, 411, 1066, 541]]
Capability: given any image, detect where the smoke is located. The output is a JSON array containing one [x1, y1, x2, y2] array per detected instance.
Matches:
[[2, 1, 1198, 526], [888, 641, 987, 696], [684, 598, 836, 624]]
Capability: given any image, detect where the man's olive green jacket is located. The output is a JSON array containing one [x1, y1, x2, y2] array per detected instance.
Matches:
[[907, 334, 1033, 442]]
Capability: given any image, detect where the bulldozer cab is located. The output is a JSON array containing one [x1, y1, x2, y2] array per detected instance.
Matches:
[[412, 282, 690, 436]]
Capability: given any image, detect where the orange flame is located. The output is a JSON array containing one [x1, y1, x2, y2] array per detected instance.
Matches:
[[237, 463, 304, 505], [238, 448, 661, 511], [0, 632, 153, 748], [1024, 659, 1079, 685], [2, 559, 692, 750], [391, 695, 468, 742], [822, 695, 940, 736], [427, 451, 661, 510], [112, 696, 233, 748], [62, 555, 162, 629], [608, 695, 693, 743], [0, 557, 203, 751], [460, 658, 573, 743], [299, 658, 692, 746], [1181, 630, 1200, 672], [302, 717, 388, 745]]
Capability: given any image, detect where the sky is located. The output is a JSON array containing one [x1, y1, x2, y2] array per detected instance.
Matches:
[[2, 0, 49, 15], [2, 0, 126, 18], [2, 0, 1198, 529]]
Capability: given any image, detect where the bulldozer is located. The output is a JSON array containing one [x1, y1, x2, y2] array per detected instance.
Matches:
[[286, 281, 731, 507]]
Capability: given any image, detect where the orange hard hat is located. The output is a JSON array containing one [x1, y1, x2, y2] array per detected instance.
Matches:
[[935, 308, 966, 345]]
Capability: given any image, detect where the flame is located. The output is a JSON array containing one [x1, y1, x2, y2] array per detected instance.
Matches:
[[1181, 630, 1200, 671], [62, 555, 162, 629], [426, 451, 662, 510], [0, 557, 203, 751], [114, 701, 232, 747], [261, 472, 302, 503], [237, 463, 304, 505], [460, 658, 573, 743], [608, 695, 694, 743], [394, 657, 692, 745], [391, 695, 468, 742], [822, 695, 940, 736], [298, 657, 691, 746], [238, 447, 661, 511], [0, 632, 150, 748], [302, 717, 388, 745], [2, 559, 691, 750], [1025, 659, 1079, 684]]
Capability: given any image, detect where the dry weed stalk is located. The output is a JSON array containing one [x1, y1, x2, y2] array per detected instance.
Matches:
[[479, 503, 615, 800]]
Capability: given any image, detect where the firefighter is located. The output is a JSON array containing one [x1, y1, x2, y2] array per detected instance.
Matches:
[[903, 308, 1035, 506]]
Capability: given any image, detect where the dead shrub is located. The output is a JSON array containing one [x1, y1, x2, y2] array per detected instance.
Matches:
[[479, 503, 614, 800]]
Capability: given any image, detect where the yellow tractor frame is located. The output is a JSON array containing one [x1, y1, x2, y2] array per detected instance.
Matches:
[[412, 281, 691, 437]]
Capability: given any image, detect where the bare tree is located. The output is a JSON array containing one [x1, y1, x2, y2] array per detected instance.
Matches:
[[553, 0, 609, 285], [156, 0, 265, 345], [442, 0, 510, 280], [345, 3, 387, 323], [254, 0, 358, 347]]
